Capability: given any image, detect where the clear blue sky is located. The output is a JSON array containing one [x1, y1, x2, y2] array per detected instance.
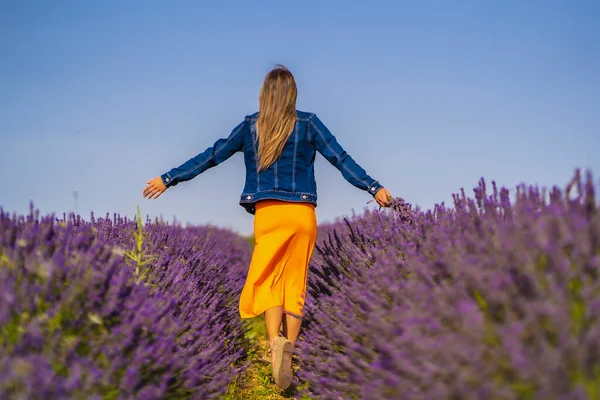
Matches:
[[1, 0, 598, 235]]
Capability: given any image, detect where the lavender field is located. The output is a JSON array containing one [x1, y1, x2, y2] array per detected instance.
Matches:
[[1, 170, 599, 399]]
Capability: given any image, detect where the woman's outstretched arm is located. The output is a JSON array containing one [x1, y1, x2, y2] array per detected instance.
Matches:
[[142, 120, 247, 199], [309, 113, 392, 207]]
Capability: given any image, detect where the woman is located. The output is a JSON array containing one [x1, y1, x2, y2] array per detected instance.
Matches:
[[142, 65, 392, 390]]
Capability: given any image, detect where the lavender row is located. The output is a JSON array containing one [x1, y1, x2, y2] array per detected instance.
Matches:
[[298, 170, 600, 399], [0, 206, 252, 399]]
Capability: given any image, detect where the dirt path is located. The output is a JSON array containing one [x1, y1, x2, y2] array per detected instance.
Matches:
[[223, 315, 305, 400]]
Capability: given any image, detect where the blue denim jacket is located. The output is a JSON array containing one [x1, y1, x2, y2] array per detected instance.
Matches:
[[161, 110, 383, 214]]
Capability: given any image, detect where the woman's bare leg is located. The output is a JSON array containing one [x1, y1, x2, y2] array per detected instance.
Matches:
[[265, 306, 284, 353], [283, 313, 302, 347], [282, 316, 287, 339]]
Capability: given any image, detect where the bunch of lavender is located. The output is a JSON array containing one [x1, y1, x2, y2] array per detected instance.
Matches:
[[388, 196, 418, 225], [298, 170, 600, 400]]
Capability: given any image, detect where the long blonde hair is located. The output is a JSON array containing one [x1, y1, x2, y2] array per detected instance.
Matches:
[[256, 65, 297, 172]]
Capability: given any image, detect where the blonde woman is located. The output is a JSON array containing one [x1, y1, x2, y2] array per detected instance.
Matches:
[[142, 65, 392, 390]]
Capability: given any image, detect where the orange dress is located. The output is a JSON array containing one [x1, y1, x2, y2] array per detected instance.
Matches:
[[239, 200, 317, 319]]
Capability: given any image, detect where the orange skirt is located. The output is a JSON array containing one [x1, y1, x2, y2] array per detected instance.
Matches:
[[239, 200, 317, 319]]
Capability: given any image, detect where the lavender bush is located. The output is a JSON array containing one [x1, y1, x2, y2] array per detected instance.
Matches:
[[298, 170, 600, 399], [92, 212, 252, 390], [0, 206, 251, 399]]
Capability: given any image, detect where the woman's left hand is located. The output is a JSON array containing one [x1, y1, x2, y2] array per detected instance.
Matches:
[[374, 187, 393, 207], [142, 176, 167, 199]]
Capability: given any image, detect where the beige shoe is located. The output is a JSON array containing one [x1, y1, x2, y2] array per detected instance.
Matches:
[[270, 336, 293, 390]]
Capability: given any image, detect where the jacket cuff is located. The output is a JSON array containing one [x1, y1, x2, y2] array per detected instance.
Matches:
[[367, 180, 383, 196], [161, 172, 175, 187]]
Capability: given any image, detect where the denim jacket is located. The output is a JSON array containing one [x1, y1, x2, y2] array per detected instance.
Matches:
[[161, 110, 383, 215]]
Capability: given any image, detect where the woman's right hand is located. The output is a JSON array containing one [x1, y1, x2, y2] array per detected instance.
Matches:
[[374, 187, 393, 207], [142, 176, 167, 199]]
